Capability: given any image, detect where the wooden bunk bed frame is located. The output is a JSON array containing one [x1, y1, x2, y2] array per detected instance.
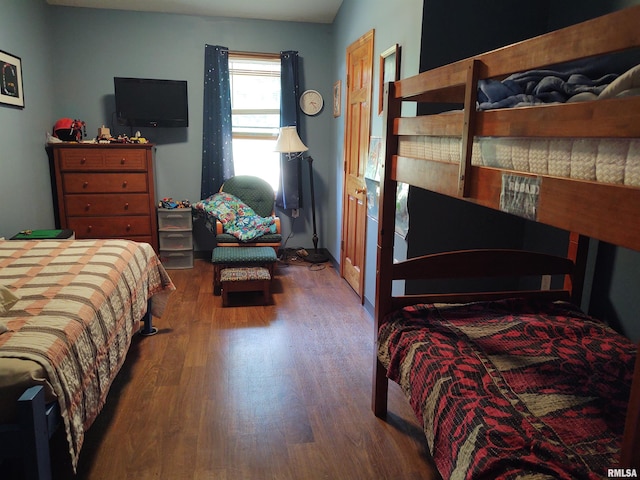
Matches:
[[372, 5, 640, 469]]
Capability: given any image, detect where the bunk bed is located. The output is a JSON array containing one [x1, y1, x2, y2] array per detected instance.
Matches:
[[373, 6, 640, 478], [0, 239, 175, 479]]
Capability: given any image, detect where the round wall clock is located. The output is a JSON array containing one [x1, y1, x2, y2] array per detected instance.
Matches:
[[300, 89, 323, 116]]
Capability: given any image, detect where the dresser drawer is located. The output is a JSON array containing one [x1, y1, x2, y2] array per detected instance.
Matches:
[[58, 148, 147, 171], [59, 149, 103, 170], [62, 173, 148, 193], [64, 193, 151, 216], [67, 216, 152, 238], [104, 149, 147, 170]]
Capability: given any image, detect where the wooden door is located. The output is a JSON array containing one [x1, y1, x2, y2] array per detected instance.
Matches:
[[340, 30, 374, 302]]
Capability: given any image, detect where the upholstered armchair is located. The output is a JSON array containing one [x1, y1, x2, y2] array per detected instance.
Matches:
[[210, 175, 282, 250]]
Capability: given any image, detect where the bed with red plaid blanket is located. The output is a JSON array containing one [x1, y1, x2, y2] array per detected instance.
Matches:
[[377, 298, 636, 479], [0, 239, 175, 470]]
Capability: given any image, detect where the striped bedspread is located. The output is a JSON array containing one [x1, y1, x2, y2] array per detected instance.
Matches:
[[378, 298, 636, 479], [0, 239, 175, 469]]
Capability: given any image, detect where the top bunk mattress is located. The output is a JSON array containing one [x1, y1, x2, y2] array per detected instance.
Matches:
[[394, 59, 640, 187], [397, 136, 640, 187]]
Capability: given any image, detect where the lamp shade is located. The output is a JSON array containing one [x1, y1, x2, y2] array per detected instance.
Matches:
[[275, 126, 308, 154]]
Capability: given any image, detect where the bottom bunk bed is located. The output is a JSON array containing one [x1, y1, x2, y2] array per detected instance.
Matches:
[[378, 277, 635, 478], [373, 248, 639, 478], [0, 239, 175, 479]]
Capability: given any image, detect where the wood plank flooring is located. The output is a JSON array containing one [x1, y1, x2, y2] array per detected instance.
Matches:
[[46, 258, 440, 479]]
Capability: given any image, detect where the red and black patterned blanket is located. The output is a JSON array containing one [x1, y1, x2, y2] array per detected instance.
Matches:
[[377, 298, 636, 479]]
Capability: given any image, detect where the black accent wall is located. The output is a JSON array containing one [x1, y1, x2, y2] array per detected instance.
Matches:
[[407, 0, 640, 341]]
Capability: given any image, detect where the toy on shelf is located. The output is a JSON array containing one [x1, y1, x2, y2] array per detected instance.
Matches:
[[158, 198, 191, 209], [96, 126, 149, 144], [52, 118, 86, 142]]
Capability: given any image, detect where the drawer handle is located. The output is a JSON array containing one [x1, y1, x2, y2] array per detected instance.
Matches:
[[126, 224, 131, 231], [120, 158, 126, 165], [81, 158, 86, 164], [124, 203, 129, 210], [83, 181, 89, 188], [87, 225, 93, 232], [85, 203, 91, 211], [122, 180, 128, 188]]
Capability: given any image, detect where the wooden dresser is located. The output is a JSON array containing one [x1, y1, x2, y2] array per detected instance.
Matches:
[[51, 143, 159, 252]]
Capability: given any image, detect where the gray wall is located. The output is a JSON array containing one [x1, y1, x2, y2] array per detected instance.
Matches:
[[48, 6, 334, 253], [0, 0, 55, 237], [0, 0, 422, 311], [332, 0, 423, 309], [0, 0, 334, 255]]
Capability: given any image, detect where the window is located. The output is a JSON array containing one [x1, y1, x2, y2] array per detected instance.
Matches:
[[229, 54, 281, 191]]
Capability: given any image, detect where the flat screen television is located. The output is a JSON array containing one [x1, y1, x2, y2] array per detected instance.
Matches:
[[114, 77, 189, 128]]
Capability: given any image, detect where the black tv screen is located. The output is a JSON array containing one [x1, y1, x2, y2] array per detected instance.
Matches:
[[114, 77, 189, 128]]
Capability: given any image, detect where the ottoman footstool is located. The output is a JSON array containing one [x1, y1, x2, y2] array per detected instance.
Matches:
[[220, 267, 272, 306], [211, 246, 277, 296]]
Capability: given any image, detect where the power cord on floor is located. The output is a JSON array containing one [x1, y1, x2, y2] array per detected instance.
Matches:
[[277, 216, 327, 270], [279, 216, 296, 254], [278, 247, 327, 270], [278, 247, 309, 265]]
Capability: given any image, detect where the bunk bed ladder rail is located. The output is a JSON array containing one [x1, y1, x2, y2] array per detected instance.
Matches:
[[373, 79, 402, 417], [459, 59, 480, 198]]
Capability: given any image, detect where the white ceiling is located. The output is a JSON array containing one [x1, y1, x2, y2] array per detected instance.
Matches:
[[46, 0, 344, 24]]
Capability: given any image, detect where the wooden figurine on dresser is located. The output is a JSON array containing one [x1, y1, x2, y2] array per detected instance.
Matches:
[[49, 142, 159, 253]]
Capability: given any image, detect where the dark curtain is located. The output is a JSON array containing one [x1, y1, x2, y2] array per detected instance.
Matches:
[[276, 50, 303, 209], [201, 45, 234, 199]]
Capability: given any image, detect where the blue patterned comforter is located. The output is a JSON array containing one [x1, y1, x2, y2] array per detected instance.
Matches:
[[193, 192, 277, 242]]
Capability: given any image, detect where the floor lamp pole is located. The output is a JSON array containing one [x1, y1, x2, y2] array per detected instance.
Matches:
[[305, 156, 329, 263]]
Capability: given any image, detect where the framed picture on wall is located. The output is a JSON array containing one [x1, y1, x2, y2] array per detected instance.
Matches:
[[333, 80, 341, 117], [0, 50, 24, 108], [378, 44, 401, 115]]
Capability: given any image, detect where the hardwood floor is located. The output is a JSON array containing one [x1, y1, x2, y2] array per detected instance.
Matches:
[[46, 258, 440, 479]]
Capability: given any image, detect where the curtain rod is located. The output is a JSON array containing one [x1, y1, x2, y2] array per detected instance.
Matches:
[[229, 51, 281, 60]]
